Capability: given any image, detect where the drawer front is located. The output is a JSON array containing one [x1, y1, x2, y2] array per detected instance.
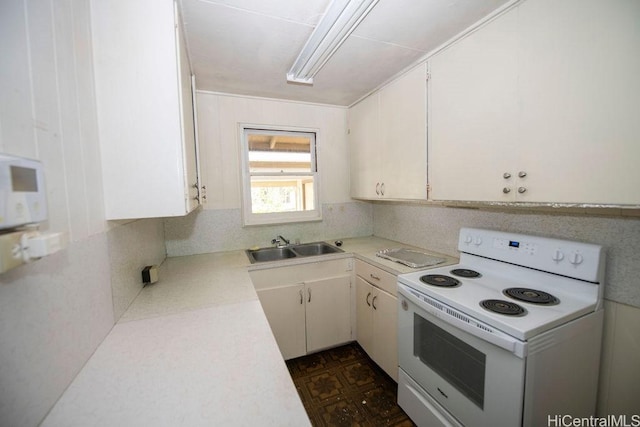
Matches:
[[355, 259, 397, 296]]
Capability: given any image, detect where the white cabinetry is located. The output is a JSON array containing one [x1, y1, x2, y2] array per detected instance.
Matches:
[[349, 63, 427, 200], [250, 259, 352, 360], [429, 0, 640, 205], [91, 0, 200, 219], [429, 10, 518, 202], [355, 260, 398, 381]]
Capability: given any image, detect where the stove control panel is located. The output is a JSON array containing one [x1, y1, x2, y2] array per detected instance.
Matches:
[[492, 237, 538, 255], [459, 228, 604, 283]]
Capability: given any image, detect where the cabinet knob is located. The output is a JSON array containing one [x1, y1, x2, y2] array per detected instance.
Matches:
[[503, 187, 511, 194], [503, 172, 511, 179], [518, 171, 527, 178], [518, 187, 527, 194]]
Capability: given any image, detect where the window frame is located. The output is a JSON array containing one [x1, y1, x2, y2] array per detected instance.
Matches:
[[239, 124, 322, 226]]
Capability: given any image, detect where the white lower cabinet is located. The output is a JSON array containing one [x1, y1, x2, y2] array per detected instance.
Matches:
[[255, 284, 306, 360], [250, 259, 352, 360], [355, 260, 398, 381]]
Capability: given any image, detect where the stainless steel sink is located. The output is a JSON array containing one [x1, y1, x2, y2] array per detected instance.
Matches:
[[291, 242, 342, 257], [246, 247, 297, 263], [246, 242, 343, 263]]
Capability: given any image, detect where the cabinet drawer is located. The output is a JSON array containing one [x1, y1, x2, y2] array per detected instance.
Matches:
[[355, 259, 397, 296]]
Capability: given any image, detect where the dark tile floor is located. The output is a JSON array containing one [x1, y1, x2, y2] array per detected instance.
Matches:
[[286, 342, 416, 427]]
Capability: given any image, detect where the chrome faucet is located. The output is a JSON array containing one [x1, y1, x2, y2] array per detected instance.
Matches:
[[271, 235, 290, 248]]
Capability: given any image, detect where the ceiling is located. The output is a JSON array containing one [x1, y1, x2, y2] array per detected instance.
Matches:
[[178, 0, 511, 106]]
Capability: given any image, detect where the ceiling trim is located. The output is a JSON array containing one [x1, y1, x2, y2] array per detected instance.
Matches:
[[195, 89, 350, 109]]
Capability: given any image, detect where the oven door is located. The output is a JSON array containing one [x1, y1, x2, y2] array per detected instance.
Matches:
[[398, 283, 526, 427]]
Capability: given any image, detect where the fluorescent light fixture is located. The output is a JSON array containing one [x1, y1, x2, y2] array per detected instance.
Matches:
[[286, 0, 379, 85]]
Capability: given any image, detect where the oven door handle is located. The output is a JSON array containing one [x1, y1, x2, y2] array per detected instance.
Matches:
[[399, 284, 527, 358]]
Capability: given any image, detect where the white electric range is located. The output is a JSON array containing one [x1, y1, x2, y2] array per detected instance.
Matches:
[[396, 228, 605, 427]]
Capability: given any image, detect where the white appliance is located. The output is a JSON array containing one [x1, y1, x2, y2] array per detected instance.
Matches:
[[0, 154, 47, 230], [397, 228, 605, 427], [0, 154, 65, 274]]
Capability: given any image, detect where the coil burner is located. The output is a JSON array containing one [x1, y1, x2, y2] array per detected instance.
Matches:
[[480, 299, 527, 316], [451, 269, 481, 278], [419, 274, 461, 288], [504, 288, 559, 305]]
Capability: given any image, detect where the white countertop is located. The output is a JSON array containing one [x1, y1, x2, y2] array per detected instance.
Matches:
[[42, 236, 456, 426]]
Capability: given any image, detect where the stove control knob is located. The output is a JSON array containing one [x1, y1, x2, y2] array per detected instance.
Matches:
[[552, 249, 565, 262], [569, 252, 584, 266]]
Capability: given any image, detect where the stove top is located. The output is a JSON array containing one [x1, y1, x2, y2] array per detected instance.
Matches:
[[398, 228, 605, 341]]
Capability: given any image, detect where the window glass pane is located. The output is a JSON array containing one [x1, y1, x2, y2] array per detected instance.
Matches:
[[248, 133, 313, 173], [250, 176, 315, 214]]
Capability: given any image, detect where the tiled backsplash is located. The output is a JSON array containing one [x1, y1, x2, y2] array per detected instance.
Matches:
[[164, 202, 373, 257]]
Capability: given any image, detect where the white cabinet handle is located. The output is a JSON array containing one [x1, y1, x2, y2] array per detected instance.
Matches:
[[299, 289, 303, 304], [518, 171, 527, 178], [366, 292, 372, 307], [518, 187, 527, 194], [370, 273, 380, 281], [503, 187, 511, 194], [307, 288, 311, 303], [375, 182, 381, 195], [380, 182, 385, 196], [372, 295, 378, 310]]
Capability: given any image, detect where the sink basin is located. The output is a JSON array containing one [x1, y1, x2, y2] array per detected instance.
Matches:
[[292, 242, 342, 257], [246, 242, 343, 263], [246, 247, 297, 263]]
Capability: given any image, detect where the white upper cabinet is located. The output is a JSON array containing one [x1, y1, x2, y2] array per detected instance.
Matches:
[[516, 0, 640, 205], [429, 10, 518, 202], [429, 0, 640, 205], [349, 93, 380, 199], [91, 0, 200, 219], [349, 63, 427, 200]]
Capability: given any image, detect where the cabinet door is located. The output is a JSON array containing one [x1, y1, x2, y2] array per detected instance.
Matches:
[[516, 0, 640, 204], [257, 285, 306, 360], [371, 289, 398, 381], [175, 5, 199, 212], [349, 93, 381, 199], [91, 0, 200, 219], [355, 277, 374, 356], [429, 8, 519, 202], [379, 63, 427, 199], [305, 275, 352, 354]]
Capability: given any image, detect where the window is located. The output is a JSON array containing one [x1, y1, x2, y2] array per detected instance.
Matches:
[[240, 126, 321, 225]]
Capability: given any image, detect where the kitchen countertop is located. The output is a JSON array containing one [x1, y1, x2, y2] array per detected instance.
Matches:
[[42, 236, 456, 426]]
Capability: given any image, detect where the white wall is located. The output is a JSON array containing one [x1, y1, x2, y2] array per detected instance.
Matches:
[[196, 91, 352, 208], [0, 1, 165, 426]]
